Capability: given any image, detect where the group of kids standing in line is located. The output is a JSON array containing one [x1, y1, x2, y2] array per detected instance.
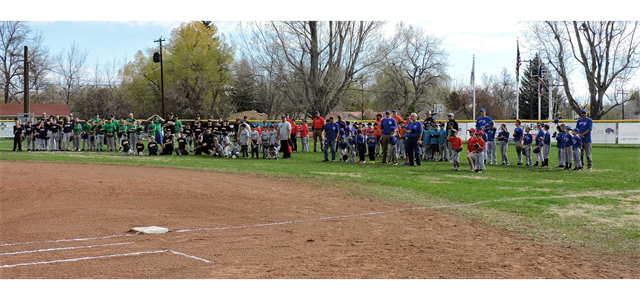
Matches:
[[10, 107, 594, 172], [311, 108, 593, 172]]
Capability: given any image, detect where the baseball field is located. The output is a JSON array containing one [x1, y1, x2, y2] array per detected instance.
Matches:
[[0, 140, 639, 280]]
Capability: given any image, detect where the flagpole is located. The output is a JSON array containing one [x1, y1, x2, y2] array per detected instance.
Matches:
[[538, 56, 542, 121], [549, 75, 552, 121], [472, 54, 476, 120], [516, 74, 520, 120], [516, 38, 520, 120]]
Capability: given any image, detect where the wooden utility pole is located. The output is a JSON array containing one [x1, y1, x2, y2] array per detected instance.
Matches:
[[24, 46, 29, 114], [154, 37, 166, 119]]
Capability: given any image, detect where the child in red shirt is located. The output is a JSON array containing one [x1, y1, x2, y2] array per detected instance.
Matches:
[[300, 120, 310, 152], [448, 129, 463, 171], [467, 128, 477, 171]]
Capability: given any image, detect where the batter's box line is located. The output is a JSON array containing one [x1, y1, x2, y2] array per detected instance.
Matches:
[[0, 249, 212, 269]]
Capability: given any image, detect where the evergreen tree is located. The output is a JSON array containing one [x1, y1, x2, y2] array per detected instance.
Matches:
[[518, 53, 563, 120]]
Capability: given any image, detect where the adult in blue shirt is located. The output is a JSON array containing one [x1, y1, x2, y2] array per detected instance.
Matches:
[[575, 109, 593, 169], [475, 108, 494, 162], [322, 116, 339, 162], [379, 110, 398, 164], [404, 113, 423, 167]]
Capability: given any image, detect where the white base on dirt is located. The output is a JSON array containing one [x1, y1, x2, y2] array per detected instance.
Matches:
[[131, 226, 169, 234]]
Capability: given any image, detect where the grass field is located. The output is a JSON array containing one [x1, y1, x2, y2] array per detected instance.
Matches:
[[1, 139, 639, 259]]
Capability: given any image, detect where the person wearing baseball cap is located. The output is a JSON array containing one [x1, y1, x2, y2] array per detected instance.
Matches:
[[448, 129, 463, 171], [322, 116, 339, 162], [475, 108, 494, 165], [278, 115, 292, 159], [570, 127, 583, 171], [466, 128, 478, 171], [404, 113, 423, 167], [563, 125, 573, 170], [299, 119, 310, 152], [576, 108, 593, 169], [312, 111, 325, 152], [445, 113, 459, 162], [423, 111, 436, 129], [379, 110, 397, 164], [474, 130, 486, 173], [513, 119, 524, 166], [387, 126, 399, 165]]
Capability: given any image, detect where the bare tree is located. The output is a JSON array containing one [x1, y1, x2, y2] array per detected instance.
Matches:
[[1, 22, 52, 104], [55, 41, 88, 109], [237, 21, 388, 118], [523, 21, 640, 119], [395, 23, 449, 113]]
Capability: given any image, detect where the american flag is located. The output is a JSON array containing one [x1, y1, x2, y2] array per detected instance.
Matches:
[[538, 57, 544, 97], [516, 40, 521, 82]]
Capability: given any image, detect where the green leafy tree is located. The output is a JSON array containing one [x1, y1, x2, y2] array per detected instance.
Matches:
[[163, 21, 235, 119]]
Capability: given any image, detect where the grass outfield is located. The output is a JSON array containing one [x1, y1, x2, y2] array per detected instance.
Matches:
[[1, 139, 639, 258]]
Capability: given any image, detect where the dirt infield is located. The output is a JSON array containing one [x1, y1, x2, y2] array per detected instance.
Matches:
[[0, 161, 636, 278]]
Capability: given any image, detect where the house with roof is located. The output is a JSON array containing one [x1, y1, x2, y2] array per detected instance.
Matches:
[[0, 104, 71, 120]]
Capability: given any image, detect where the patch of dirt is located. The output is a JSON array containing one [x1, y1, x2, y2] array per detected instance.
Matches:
[[0, 161, 637, 279]]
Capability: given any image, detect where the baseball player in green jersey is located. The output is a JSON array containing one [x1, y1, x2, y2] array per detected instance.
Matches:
[[104, 119, 117, 151], [82, 121, 92, 151], [147, 121, 156, 142], [73, 122, 82, 151], [96, 120, 106, 151]]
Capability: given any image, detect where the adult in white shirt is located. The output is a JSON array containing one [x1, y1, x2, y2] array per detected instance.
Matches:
[[278, 115, 292, 159]]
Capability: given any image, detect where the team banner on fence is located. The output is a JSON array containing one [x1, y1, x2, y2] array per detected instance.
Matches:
[[618, 123, 640, 144]]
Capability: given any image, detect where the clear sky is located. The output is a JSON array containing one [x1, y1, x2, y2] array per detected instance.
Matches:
[[29, 20, 640, 101]]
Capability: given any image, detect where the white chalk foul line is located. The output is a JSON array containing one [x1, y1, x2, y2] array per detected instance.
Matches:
[[0, 234, 135, 248], [0, 248, 214, 269], [168, 250, 212, 263], [0, 242, 135, 256], [0, 250, 167, 268]]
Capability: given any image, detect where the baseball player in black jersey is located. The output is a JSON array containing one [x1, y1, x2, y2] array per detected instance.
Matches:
[[135, 139, 145, 155]]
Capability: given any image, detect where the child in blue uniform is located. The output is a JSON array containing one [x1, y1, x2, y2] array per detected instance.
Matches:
[[485, 125, 497, 165], [513, 120, 524, 165], [571, 128, 583, 171], [357, 129, 366, 163], [555, 123, 565, 168], [563, 126, 574, 170], [533, 123, 544, 166], [367, 130, 377, 163], [338, 136, 349, 162], [389, 126, 399, 165], [497, 124, 510, 165], [543, 124, 551, 167], [523, 126, 533, 166]]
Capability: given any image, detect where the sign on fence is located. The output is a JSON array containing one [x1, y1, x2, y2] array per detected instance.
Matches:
[[618, 123, 640, 144]]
